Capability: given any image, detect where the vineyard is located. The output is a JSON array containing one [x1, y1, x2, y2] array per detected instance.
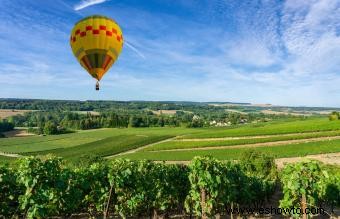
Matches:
[[0, 152, 339, 218], [1, 0, 340, 217], [1, 118, 340, 164]]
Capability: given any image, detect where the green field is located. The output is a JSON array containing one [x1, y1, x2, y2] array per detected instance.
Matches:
[[145, 130, 340, 151], [24, 135, 172, 160], [1, 118, 340, 163], [0, 127, 202, 153], [119, 139, 340, 160], [180, 118, 340, 138]]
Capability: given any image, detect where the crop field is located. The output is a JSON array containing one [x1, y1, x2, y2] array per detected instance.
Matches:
[[180, 118, 340, 138], [1, 117, 340, 164], [0, 109, 33, 119], [119, 139, 340, 161], [144, 130, 340, 151], [24, 135, 173, 161], [0, 127, 203, 162]]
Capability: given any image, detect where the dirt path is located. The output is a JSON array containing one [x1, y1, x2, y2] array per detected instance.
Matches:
[[160, 152, 340, 167], [0, 151, 22, 158], [275, 152, 340, 168], [105, 137, 177, 159], [3, 129, 35, 138], [177, 130, 340, 141], [150, 135, 340, 152]]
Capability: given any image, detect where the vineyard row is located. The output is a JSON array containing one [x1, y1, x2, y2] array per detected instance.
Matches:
[[0, 151, 339, 218]]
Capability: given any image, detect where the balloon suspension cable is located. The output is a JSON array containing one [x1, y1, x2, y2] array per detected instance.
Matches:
[[95, 81, 100, 91]]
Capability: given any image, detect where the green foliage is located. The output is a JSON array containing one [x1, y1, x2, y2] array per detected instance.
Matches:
[[4, 98, 306, 131], [0, 164, 22, 217], [74, 162, 109, 214], [329, 111, 339, 121], [239, 151, 277, 207], [0, 156, 338, 218], [185, 156, 225, 217], [16, 156, 65, 218], [0, 119, 14, 132], [319, 165, 340, 213], [185, 155, 277, 217], [239, 150, 277, 180], [107, 159, 189, 218], [43, 121, 58, 135], [186, 116, 204, 128], [279, 160, 327, 217], [7, 156, 110, 218]]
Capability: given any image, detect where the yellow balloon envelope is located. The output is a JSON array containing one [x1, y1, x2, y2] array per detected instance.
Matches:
[[70, 15, 124, 90]]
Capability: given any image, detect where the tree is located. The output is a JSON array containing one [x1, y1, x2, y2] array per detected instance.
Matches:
[[329, 111, 339, 121], [43, 121, 58, 135], [0, 119, 14, 133], [158, 117, 165, 127]]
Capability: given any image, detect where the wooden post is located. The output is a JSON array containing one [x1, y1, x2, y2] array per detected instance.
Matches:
[[301, 194, 307, 219], [104, 183, 114, 219], [152, 209, 158, 219], [231, 202, 234, 219], [201, 188, 207, 219]]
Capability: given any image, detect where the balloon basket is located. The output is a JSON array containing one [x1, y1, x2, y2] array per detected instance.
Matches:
[[95, 82, 100, 91]]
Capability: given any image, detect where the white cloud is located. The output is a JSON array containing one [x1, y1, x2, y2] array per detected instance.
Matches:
[[74, 0, 108, 11], [223, 37, 279, 67], [281, 0, 340, 76], [2, 0, 340, 106]]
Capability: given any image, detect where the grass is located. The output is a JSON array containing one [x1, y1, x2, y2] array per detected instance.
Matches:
[[181, 118, 340, 139], [118, 138, 340, 161], [145, 130, 340, 151]]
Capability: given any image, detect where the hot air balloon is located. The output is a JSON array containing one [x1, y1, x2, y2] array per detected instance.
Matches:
[[70, 15, 124, 90]]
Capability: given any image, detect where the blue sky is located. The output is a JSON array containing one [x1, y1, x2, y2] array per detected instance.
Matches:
[[0, 0, 339, 106]]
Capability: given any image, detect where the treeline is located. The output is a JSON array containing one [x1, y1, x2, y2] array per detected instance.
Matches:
[[1, 152, 339, 218], [1, 99, 303, 121], [10, 110, 303, 135], [11, 111, 181, 133], [0, 99, 230, 111], [1, 99, 307, 135]]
